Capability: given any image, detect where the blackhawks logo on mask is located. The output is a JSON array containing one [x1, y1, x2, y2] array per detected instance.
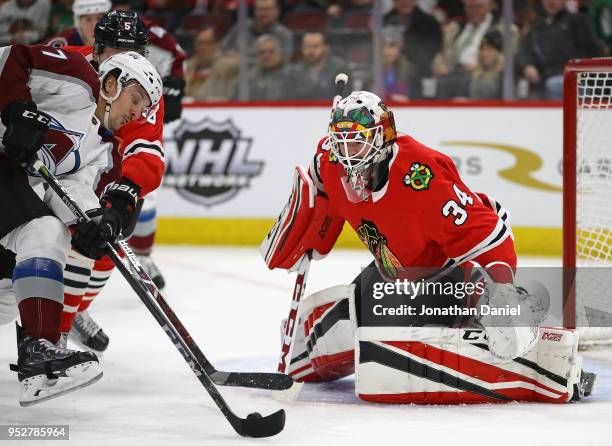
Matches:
[[356, 220, 403, 278], [404, 162, 433, 191]]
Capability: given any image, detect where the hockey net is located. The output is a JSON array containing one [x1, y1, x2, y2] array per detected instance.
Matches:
[[564, 58, 612, 348]]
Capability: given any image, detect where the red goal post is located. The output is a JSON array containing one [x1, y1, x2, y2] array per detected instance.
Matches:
[[563, 58, 612, 347]]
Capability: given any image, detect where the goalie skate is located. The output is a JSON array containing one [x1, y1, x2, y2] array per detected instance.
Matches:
[[69, 311, 109, 353], [10, 326, 102, 406]]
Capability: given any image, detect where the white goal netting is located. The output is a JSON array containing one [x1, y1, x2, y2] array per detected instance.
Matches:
[[574, 69, 612, 347]]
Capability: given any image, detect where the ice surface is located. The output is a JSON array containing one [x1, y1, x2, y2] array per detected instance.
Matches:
[[0, 248, 610, 445]]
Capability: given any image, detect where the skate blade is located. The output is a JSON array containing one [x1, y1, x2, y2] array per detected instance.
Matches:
[[20, 361, 103, 407]]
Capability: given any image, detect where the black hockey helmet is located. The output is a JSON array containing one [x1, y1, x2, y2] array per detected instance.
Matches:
[[94, 10, 148, 56]]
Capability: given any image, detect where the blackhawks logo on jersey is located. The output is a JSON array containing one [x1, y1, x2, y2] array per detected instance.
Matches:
[[356, 220, 403, 278], [404, 162, 433, 191]]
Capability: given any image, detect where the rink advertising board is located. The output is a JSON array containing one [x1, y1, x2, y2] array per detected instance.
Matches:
[[158, 101, 563, 255]]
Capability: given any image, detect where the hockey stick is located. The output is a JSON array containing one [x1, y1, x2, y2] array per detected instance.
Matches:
[[276, 73, 349, 400], [33, 160, 285, 438], [278, 252, 312, 375]]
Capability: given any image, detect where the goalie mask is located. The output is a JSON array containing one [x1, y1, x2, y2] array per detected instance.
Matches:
[[325, 91, 397, 201]]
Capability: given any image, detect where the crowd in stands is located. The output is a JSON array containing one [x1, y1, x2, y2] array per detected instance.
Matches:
[[0, 0, 610, 101]]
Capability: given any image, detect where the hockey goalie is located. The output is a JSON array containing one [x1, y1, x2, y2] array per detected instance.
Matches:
[[261, 90, 596, 404]]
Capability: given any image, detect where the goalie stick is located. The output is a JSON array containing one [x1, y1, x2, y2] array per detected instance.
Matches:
[[276, 73, 349, 399], [33, 160, 285, 438]]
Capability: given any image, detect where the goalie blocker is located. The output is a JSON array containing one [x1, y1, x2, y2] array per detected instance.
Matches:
[[261, 166, 344, 271]]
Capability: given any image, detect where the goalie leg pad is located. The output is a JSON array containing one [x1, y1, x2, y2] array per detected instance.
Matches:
[[354, 326, 583, 404], [286, 285, 355, 382]]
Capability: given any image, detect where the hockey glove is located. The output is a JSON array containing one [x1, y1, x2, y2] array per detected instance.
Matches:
[[99, 177, 141, 238], [71, 178, 141, 259], [1, 101, 50, 165], [162, 76, 185, 123], [71, 209, 113, 259]]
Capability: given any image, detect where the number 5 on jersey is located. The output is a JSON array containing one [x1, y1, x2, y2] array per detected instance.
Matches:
[[442, 184, 474, 225]]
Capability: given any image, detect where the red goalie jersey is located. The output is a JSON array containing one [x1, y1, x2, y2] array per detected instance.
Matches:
[[309, 134, 517, 275], [64, 45, 165, 198]]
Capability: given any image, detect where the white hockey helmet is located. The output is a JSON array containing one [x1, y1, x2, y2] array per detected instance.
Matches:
[[73, 0, 111, 17], [98, 51, 163, 128], [326, 91, 397, 192]]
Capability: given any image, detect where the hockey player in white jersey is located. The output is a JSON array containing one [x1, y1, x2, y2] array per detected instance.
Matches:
[[0, 44, 162, 406]]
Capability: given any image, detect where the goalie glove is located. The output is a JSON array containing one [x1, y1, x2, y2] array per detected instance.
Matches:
[[478, 278, 550, 360], [1, 101, 50, 165], [162, 76, 185, 123]]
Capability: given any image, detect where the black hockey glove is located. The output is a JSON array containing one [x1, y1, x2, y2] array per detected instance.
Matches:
[[1, 101, 51, 165], [0, 246, 16, 280], [71, 209, 111, 259], [162, 76, 185, 123], [99, 177, 141, 236], [71, 177, 141, 259]]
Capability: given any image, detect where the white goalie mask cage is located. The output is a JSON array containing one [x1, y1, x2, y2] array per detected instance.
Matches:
[[324, 91, 397, 197]]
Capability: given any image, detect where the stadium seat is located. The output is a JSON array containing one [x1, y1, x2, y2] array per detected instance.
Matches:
[[343, 12, 370, 29], [180, 13, 233, 37], [283, 12, 328, 32]]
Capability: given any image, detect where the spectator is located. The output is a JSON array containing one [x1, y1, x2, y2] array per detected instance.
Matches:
[[248, 34, 292, 100], [468, 29, 504, 99], [48, 0, 73, 37], [518, 0, 604, 99], [185, 27, 239, 101], [592, 0, 612, 53], [0, 0, 51, 45], [381, 27, 417, 101], [384, 0, 442, 92], [145, 0, 192, 32], [290, 32, 348, 100], [433, 0, 518, 98], [434, 0, 496, 76], [45, 0, 110, 47], [222, 0, 294, 64]]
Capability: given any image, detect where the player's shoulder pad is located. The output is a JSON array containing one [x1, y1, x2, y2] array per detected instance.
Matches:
[[260, 165, 344, 270]]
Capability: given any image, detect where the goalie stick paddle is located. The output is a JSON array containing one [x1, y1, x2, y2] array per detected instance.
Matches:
[[34, 160, 285, 438]]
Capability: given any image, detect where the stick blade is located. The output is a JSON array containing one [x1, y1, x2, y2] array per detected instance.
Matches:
[[211, 370, 295, 390], [273, 380, 304, 403], [233, 409, 286, 438]]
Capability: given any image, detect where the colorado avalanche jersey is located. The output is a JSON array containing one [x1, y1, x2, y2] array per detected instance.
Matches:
[[310, 135, 516, 277], [63, 45, 165, 197], [0, 44, 116, 222]]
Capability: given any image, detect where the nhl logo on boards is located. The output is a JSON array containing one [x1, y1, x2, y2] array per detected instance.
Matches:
[[163, 118, 263, 207], [403, 162, 433, 191]]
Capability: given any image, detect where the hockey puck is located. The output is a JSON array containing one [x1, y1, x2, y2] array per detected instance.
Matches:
[[247, 412, 262, 420]]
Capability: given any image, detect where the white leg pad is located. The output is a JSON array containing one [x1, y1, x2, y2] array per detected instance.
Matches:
[[355, 326, 582, 404]]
